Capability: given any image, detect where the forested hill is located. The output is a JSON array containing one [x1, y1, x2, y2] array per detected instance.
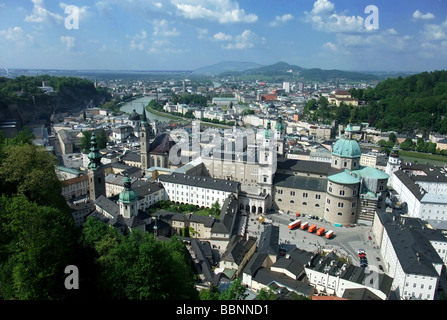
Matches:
[[0, 75, 111, 126], [348, 70, 447, 134]]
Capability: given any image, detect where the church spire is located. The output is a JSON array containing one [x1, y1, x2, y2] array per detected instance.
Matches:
[[141, 107, 148, 125], [88, 132, 103, 170]]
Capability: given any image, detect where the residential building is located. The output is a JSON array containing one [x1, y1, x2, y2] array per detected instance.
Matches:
[[373, 210, 444, 300], [158, 173, 240, 209]]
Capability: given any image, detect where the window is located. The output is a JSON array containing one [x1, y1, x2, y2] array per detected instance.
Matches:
[[278, 189, 283, 194], [290, 191, 295, 196], [316, 194, 321, 199], [303, 193, 308, 198], [290, 200, 295, 204], [327, 199, 331, 204], [339, 190, 345, 196], [338, 203, 344, 208], [302, 202, 307, 206]]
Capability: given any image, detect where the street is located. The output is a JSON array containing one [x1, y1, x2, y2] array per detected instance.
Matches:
[[245, 210, 385, 272]]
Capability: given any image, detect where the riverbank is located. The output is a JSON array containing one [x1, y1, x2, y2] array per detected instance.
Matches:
[[145, 105, 232, 129]]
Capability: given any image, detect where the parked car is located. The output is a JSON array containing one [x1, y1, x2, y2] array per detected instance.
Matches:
[[368, 236, 372, 240]]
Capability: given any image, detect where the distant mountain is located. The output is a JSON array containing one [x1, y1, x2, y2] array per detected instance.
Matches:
[[300, 68, 379, 82], [192, 61, 262, 75], [219, 61, 378, 82]]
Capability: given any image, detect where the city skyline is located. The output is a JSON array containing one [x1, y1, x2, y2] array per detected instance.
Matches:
[[0, 0, 447, 72]]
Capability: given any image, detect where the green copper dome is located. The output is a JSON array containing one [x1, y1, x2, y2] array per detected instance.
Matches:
[[332, 125, 361, 159], [332, 139, 361, 158], [119, 175, 138, 204], [275, 115, 284, 132]]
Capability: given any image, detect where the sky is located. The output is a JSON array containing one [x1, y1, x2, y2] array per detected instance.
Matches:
[[0, 0, 447, 72]]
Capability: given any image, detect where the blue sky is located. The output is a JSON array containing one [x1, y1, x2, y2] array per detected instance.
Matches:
[[0, 0, 446, 72]]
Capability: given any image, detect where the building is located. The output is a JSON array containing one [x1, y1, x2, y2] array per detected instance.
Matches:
[[87, 132, 106, 201], [212, 97, 238, 107], [219, 235, 257, 280], [61, 174, 89, 200], [127, 109, 141, 138], [373, 210, 444, 300], [390, 161, 447, 221], [272, 125, 389, 226], [328, 90, 359, 107], [304, 251, 392, 299], [111, 124, 134, 143], [158, 173, 240, 209], [90, 174, 155, 234]]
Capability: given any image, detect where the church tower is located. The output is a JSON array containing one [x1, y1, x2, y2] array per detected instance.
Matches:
[[140, 108, 152, 173], [88, 132, 106, 200], [119, 175, 139, 218], [386, 145, 401, 185], [258, 120, 276, 198], [274, 115, 285, 158]]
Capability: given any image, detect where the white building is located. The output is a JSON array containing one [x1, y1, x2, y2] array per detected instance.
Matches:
[[373, 210, 444, 300], [158, 173, 240, 209], [391, 164, 447, 222]]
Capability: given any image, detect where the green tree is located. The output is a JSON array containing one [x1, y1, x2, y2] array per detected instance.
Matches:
[[81, 131, 92, 153], [211, 200, 221, 217], [96, 129, 107, 150], [199, 285, 221, 300], [256, 287, 277, 300], [400, 138, 414, 151], [0, 194, 79, 300], [81, 220, 198, 300], [219, 278, 248, 300], [0, 143, 66, 211]]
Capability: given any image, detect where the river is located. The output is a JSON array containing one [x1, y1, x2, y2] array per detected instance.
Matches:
[[119, 95, 171, 122]]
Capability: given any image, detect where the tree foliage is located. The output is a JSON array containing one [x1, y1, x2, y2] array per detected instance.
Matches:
[[305, 71, 447, 134], [81, 218, 199, 300], [0, 130, 198, 300]]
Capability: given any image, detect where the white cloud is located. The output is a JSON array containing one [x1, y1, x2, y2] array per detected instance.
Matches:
[[412, 10, 435, 21], [222, 29, 265, 49], [127, 30, 147, 51], [213, 32, 232, 41], [0, 26, 33, 46], [323, 41, 337, 51], [305, 0, 366, 33], [153, 19, 180, 37], [25, 0, 64, 24], [60, 36, 75, 51], [171, 0, 258, 24], [310, 0, 334, 15], [269, 14, 294, 27], [421, 23, 447, 41], [59, 2, 90, 20], [95, 1, 113, 16]]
